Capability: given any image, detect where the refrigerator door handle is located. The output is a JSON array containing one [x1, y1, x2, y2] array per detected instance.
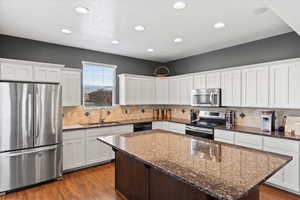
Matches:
[[35, 92, 40, 139], [0, 145, 57, 157], [27, 93, 33, 138]]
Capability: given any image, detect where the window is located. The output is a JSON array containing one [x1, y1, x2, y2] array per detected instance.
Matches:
[[82, 61, 117, 108]]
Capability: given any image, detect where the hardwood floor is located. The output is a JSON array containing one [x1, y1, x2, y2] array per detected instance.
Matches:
[[1, 163, 299, 200]]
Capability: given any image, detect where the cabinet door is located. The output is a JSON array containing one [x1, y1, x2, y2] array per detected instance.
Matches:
[[0, 63, 33, 81], [61, 70, 81, 106], [63, 130, 86, 170], [179, 76, 193, 105], [264, 146, 299, 191], [221, 70, 241, 107], [242, 66, 269, 107], [86, 127, 114, 165], [155, 78, 169, 104], [270, 65, 289, 108], [206, 72, 221, 88], [168, 78, 179, 105], [86, 135, 113, 165], [193, 73, 206, 89], [289, 64, 300, 108], [141, 78, 155, 105], [34, 66, 61, 83], [125, 78, 141, 105]]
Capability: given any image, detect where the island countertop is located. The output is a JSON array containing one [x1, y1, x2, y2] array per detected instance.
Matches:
[[97, 130, 291, 200]]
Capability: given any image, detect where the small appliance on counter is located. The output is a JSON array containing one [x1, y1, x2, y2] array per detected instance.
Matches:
[[260, 111, 275, 132], [225, 110, 235, 129]]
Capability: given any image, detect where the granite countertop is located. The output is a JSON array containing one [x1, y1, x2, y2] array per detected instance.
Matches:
[[63, 118, 190, 131], [216, 125, 300, 141], [97, 130, 291, 200]]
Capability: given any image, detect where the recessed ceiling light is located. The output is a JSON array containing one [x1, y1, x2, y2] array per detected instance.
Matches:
[[253, 7, 269, 15], [134, 25, 145, 31], [111, 40, 119, 45], [75, 6, 90, 14], [173, 1, 187, 10], [173, 38, 183, 43], [147, 48, 154, 52], [214, 22, 225, 29], [61, 29, 72, 34]]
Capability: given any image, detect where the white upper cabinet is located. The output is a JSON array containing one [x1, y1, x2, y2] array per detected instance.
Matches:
[[0, 62, 33, 81], [270, 62, 300, 108], [0, 58, 64, 83], [168, 78, 180, 105], [140, 77, 155, 105], [34, 66, 61, 83], [61, 68, 82, 107], [221, 70, 242, 107], [178, 75, 193, 105], [206, 72, 221, 89], [242, 66, 269, 107], [119, 74, 154, 105], [155, 78, 169, 104], [193, 73, 206, 89]]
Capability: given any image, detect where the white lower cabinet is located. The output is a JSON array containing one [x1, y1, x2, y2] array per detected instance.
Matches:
[[167, 122, 185, 134], [152, 121, 185, 134], [214, 128, 300, 194], [85, 127, 114, 165], [235, 132, 263, 150], [63, 125, 133, 171], [63, 130, 86, 171], [214, 129, 235, 144]]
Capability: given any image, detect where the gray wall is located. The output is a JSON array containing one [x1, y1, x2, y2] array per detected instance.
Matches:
[[167, 32, 300, 75], [0, 34, 160, 103]]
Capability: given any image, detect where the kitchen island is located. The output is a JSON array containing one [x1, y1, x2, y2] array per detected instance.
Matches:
[[97, 130, 291, 200]]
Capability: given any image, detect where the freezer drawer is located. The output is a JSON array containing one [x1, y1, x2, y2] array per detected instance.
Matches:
[[34, 84, 62, 147], [0, 82, 34, 152], [0, 145, 62, 192]]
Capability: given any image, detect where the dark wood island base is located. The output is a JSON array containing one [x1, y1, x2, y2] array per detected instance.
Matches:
[[114, 150, 259, 200]]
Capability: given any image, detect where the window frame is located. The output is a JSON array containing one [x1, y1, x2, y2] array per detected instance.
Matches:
[[82, 61, 117, 109]]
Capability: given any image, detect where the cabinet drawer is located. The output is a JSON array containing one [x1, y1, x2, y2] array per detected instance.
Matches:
[[214, 137, 234, 144], [168, 122, 185, 131], [214, 129, 235, 142], [111, 125, 133, 134], [235, 132, 263, 146], [236, 142, 262, 150], [152, 121, 166, 129], [264, 137, 300, 153], [86, 127, 112, 137], [63, 130, 86, 140]]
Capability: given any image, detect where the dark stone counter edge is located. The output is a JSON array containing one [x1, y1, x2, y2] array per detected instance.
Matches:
[[97, 134, 292, 200], [63, 118, 189, 131], [215, 125, 300, 142], [64, 119, 300, 141]]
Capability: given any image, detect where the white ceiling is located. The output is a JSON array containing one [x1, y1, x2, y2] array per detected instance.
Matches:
[[0, 0, 293, 63]]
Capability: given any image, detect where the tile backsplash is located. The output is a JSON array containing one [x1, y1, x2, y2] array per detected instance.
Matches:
[[63, 105, 300, 129]]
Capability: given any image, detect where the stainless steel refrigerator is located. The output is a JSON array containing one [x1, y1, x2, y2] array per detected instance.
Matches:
[[0, 82, 62, 193]]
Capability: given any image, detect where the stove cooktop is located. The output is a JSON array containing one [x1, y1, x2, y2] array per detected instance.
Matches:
[[187, 120, 225, 128]]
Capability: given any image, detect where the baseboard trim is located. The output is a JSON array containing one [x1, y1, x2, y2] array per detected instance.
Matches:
[[63, 159, 114, 174]]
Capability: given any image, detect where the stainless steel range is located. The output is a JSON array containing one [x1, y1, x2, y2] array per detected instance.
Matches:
[[0, 82, 62, 194], [185, 111, 225, 139]]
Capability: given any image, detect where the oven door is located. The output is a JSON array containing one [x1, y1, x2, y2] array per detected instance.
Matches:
[[185, 126, 214, 140]]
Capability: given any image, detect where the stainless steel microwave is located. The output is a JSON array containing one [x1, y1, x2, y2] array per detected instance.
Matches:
[[191, 88, 221, 107]]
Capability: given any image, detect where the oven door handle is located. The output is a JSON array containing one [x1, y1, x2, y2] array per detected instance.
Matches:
[[186, 126, 213, 134]]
